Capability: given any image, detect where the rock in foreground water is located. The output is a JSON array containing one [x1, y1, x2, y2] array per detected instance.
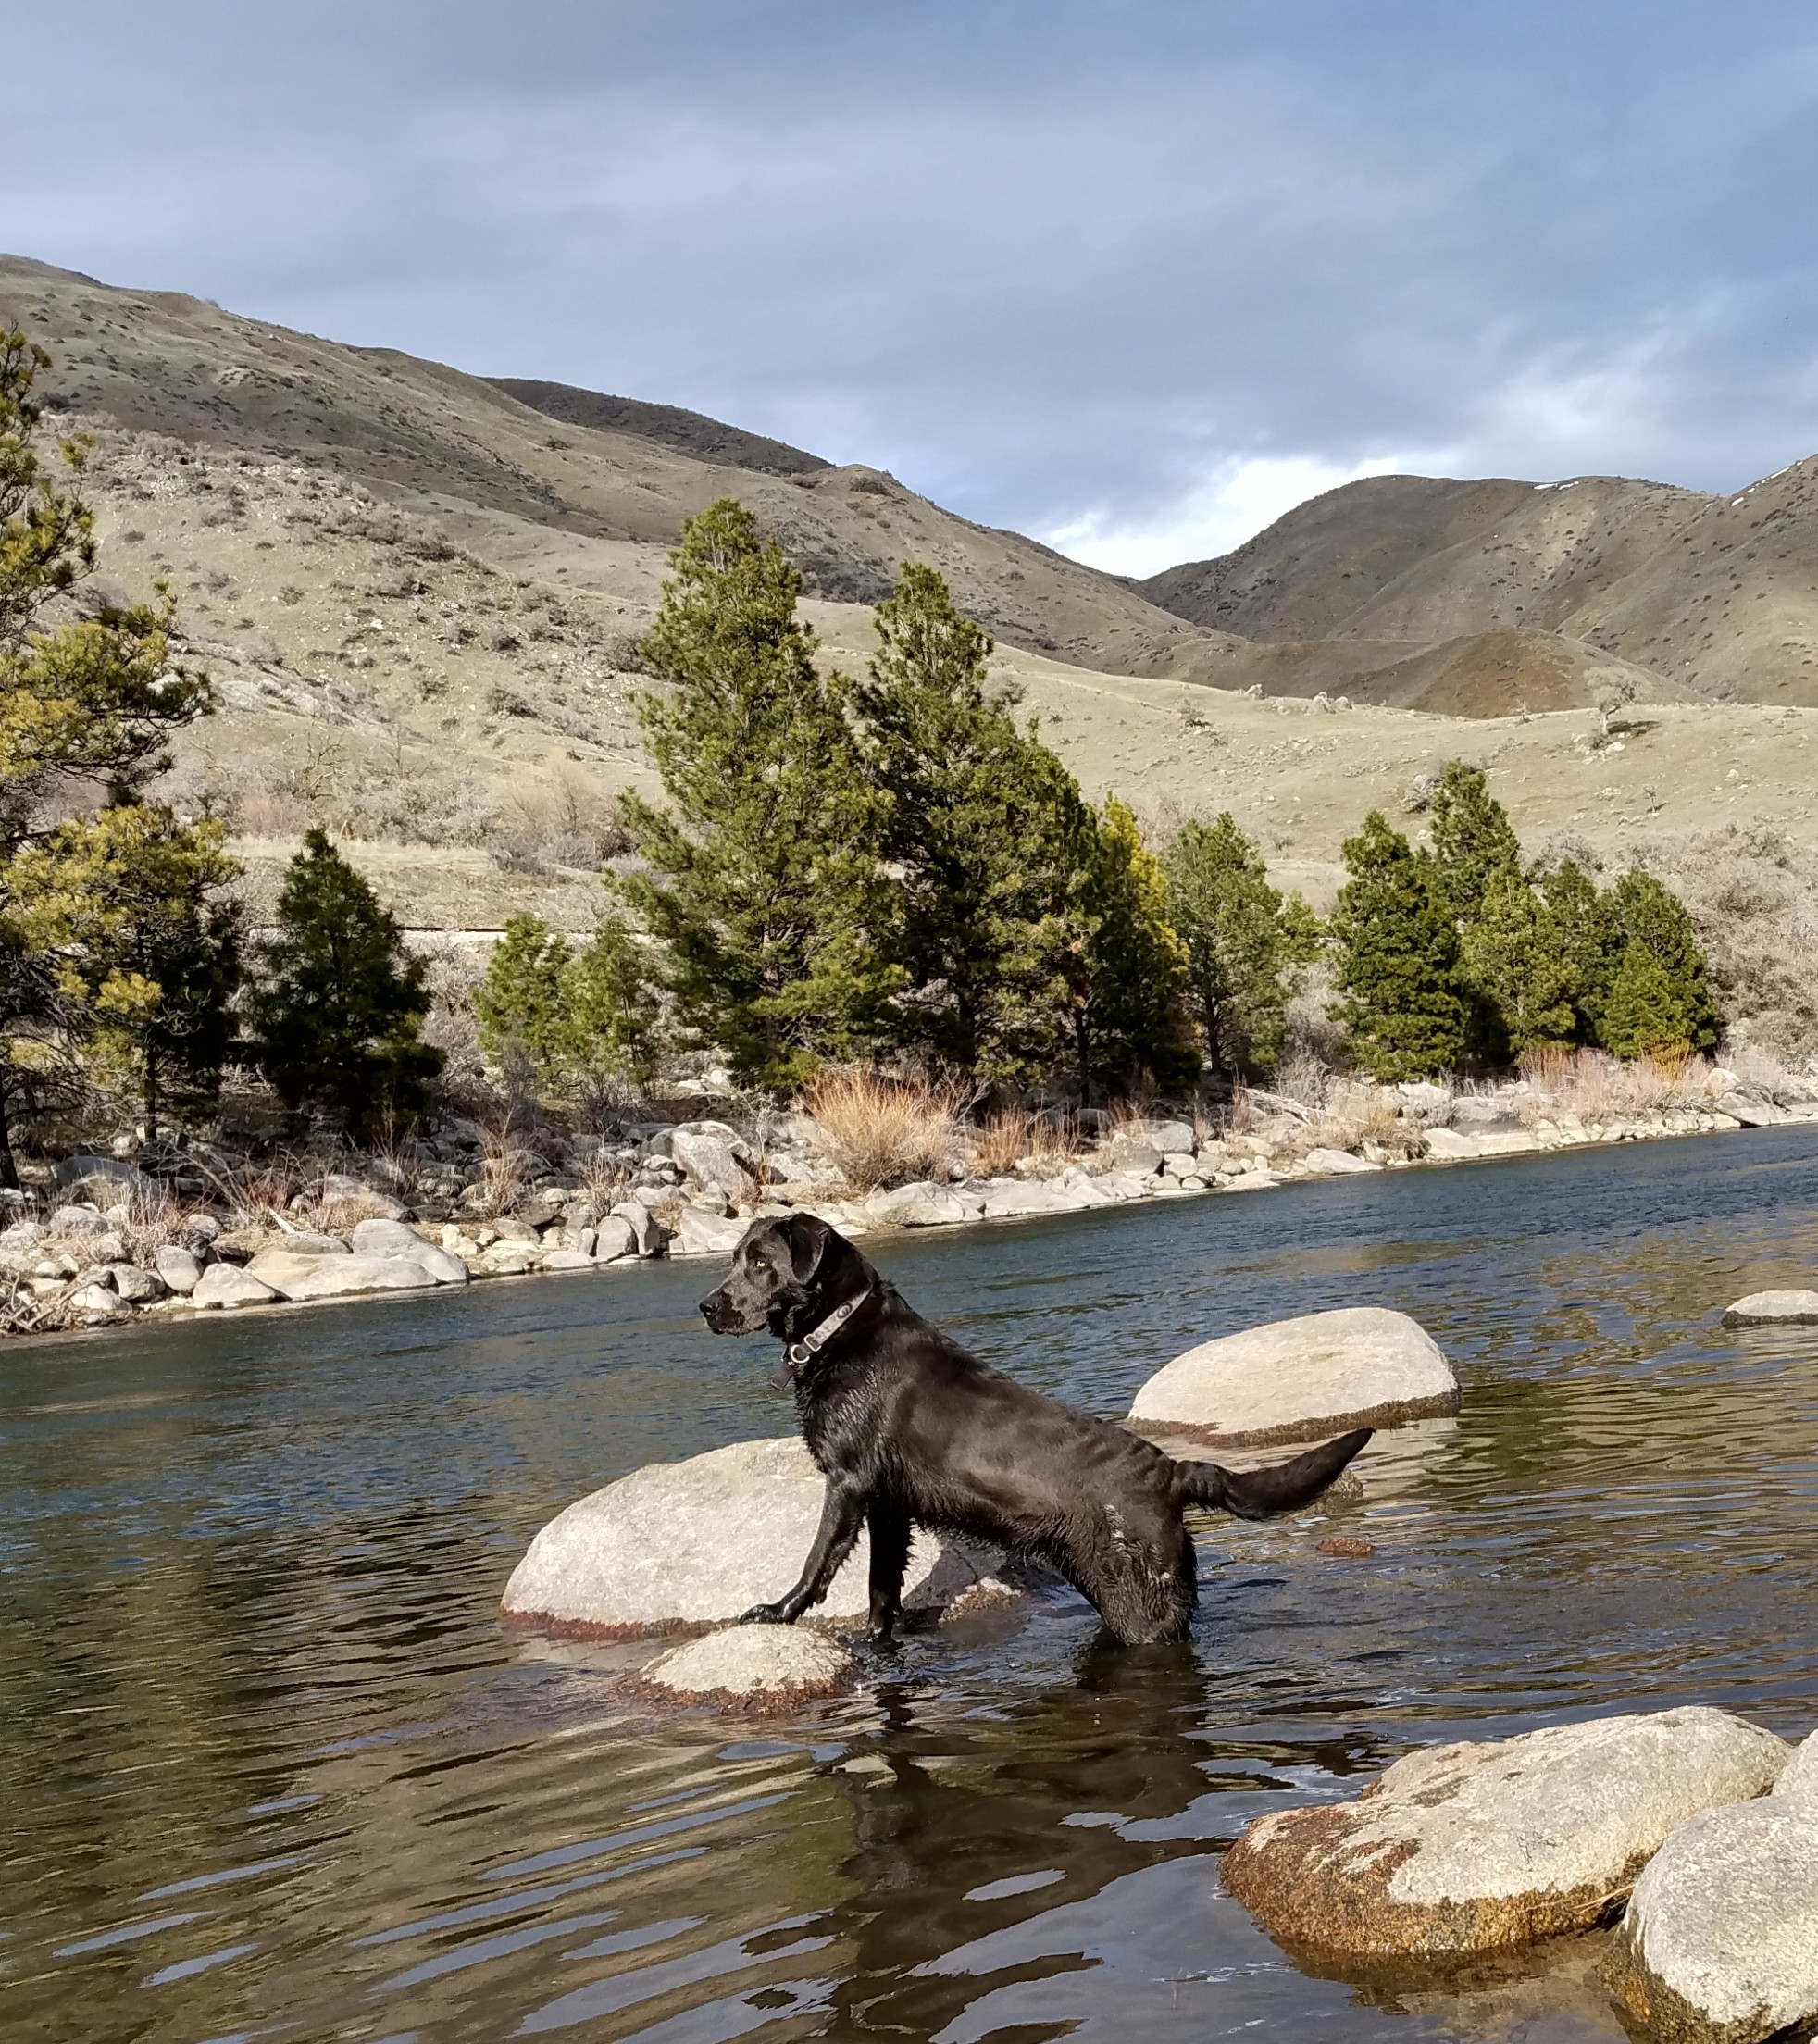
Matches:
[[1603, 1780, 1818, 2044], [1721, 1290, 1818, 1327], [502, 1436, 1011, 1636], [1128, 1306, 1459, 1447], [1222, 1707, 1787, 1958], [635, 1625, 858, 1712]]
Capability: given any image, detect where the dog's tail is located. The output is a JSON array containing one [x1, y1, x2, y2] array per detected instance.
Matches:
[[1174, 1427, 1373, 1520]]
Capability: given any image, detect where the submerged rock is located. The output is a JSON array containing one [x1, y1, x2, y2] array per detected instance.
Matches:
[[1604, 1745, 1818, 2044], [1721, 1290, 1818, 1327], [1221, 1707, 1787, 1958], [501, 1435, 1011, 1636], [1127, 1306, 1459, 1448], [634, 1625, 859, 1712]]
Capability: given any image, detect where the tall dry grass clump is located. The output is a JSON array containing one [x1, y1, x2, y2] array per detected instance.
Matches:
[[970, 1107, 1082, 1178], [803, 1069, 966, 1192], [1523, 1046, 1714, 1122]]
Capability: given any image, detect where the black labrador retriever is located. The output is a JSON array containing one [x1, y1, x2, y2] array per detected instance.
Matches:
[[699, 1212, 1370, 1646]]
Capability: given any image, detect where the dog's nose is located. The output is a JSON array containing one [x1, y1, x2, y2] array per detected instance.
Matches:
[[699, 1291, 724, 1329]]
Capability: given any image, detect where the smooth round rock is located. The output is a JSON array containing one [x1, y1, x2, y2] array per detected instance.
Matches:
[[191, 1263, 279, 1310], [1222, 1707, 1788, 1958], [245, 1249, 439, 1300], [349, 1216, 468, 1284], [1604, 1794, 1818, 2044], [1721, 1290, 1818, 1327], [501, 1436, 1010, 1637], [1128, 1306, 1460, 1448], [635, 1625, 857, 1712]]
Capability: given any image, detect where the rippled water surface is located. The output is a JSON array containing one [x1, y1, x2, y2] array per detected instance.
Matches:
[[6, 1129, 1818, 2044]]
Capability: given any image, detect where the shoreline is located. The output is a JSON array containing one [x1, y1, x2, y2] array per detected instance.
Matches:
[[8, 1098, 1817, 1352]]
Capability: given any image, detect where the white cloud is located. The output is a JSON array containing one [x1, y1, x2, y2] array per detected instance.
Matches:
[[1041, 453, 1432, 579]]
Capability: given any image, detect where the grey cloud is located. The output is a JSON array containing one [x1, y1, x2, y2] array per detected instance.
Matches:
[[6, 1, 1818, 568]]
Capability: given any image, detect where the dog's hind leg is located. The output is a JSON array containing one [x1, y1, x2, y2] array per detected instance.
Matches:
[[866, 1500, 912, 1643], [741, 1479, 867, 1626]]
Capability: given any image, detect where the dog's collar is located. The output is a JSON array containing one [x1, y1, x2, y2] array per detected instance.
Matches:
[[771, 1287, 871, 1389]]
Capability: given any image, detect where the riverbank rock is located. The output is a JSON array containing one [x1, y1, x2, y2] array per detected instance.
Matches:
[[53, 1153, 153, 1199], [1721, 1290, 1818, 1327], [981, 1179, 1075, 1218], [502, 1436, 1012, 1637], [155, 1244, 202, 1294], [865, 1182, 982, 1228], [1222, 1708, 1788, 1958], [1303, 1148, 1384, 1176], [671, 1127, 758, 1204], [349, 1217, 468, 1283], [245, 1247, 439, 1301], [1127, 1306, 1459, 1448], [1604, 1754, 1818, 2044], [671, 1209, 747, 1258], [633, 1625, 859, 1712], [192, 1263, 279, 1310]]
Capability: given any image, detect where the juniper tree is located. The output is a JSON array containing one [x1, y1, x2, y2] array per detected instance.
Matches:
[[563, 915, 662, 1098], [618, 501, 896, 1088], [1458, 869, 1577, 1062], [1053, 800, 1199, 1102], [7, 804, 241, 1139], [1600, 868, 1718, 1055], [1427, 761, 1523, 922], [1331, 812, 1468, 1081], [248, 830, 442, 1133], [854, 561, 1091, 1078], [1160, 812, 1319, 1078], [1598, 940, 1694, 1061], [1540, 859, 1622, 1043], [476, 913, 574, 1092]]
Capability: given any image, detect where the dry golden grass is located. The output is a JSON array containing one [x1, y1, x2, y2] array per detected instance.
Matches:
[[803, 1068, 967, 1192], [970, 1107, 1084, 1178]]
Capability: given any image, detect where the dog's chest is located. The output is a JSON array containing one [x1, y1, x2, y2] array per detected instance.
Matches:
[[795, 1377, 886, 1478]]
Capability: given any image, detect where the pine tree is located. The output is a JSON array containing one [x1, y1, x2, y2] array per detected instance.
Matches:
[[1540, 859, 1623, 1042], [1458, 870, 1577, 1061], [475, 914, 573, 1091], [0, 329, 216, 1175], [1160, 813, 1319, 1078], [1428, 761, 1523, 921], [247, 830, 442, 1133], [618, 500, 897, 1088], [562, 916, 662, 1097], [1055, 799, 1199, 1101], [7, 804, 241, 1139], [854, 561, 1091, 1077], [1331, 812, 1468, 1081], [1603, 868, 1718, 1054], [1600, 940, 1693, 1060]]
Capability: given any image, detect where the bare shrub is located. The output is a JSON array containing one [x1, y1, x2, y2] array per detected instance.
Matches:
[[803, 1069, 965, 1192]]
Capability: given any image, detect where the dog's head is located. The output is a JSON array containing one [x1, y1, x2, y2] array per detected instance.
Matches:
[[698, 1212, 862, 1341]]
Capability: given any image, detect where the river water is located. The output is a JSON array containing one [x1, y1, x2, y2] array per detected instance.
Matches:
[[6, 1129, 1818, 2044]]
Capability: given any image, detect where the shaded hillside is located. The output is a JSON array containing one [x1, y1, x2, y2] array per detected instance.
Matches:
[[486, 377, 830, 477], [0, 253, 1222, 680]]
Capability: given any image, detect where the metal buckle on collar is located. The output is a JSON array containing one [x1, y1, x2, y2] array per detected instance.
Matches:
[[772, 1287, 869, 1389]]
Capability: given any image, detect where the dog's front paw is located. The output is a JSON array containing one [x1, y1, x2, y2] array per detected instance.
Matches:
[[738, 1602, 794, 1626]]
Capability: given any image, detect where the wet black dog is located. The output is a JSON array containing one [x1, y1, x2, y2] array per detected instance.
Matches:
[[699, 1213, 1370, 1646]]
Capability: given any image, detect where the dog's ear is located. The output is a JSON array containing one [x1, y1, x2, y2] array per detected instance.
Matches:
[[784, 1211, 834, 1287]]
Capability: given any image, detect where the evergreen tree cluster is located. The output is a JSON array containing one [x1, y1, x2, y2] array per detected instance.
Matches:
[[0, 332, 444, 1172], [1332, 763, 1716, 1081]]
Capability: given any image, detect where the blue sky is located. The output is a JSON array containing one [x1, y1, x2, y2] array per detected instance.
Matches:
[[6, 1, 1818, 572]]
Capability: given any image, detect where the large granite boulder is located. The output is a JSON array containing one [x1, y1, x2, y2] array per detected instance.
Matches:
[[502, 1436, 1013, 1637], [670, 1209, 747, 1259], [1302, 1148, 1384, 1176], [155, 1244, 203, 1294], [1222, 1707, 1787, 1958], [671, 1128, 757, 1205], [191, 1263, 280, 1310], [865, 1181, 980, 1228], [1128, 1306, 1459, 1448], [245, 1247, 439, 1301], [980, 1179, 1075, 1218], [349, 1217, 468, 1284], [633, 1625, 859, 1712], [53, 1153, 154, 1198], [1721, 1290, 1818, 1327], [1604, 1740, 1818, 2044]]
